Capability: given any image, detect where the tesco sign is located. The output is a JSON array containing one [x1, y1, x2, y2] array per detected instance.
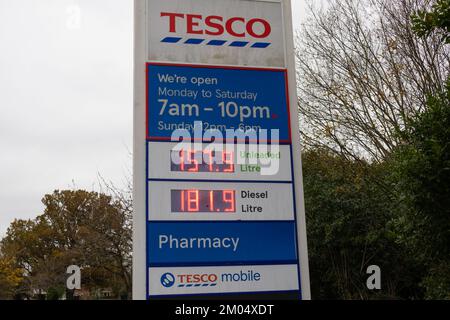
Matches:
[[147, 0, 285, 67], [161, 12, 272, 39]]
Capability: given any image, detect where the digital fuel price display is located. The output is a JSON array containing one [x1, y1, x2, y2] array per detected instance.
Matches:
[[171, 189, 236, 213], [170, 150, 235, 173]]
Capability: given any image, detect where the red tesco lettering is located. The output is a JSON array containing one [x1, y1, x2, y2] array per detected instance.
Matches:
[[177, 273, 218, 284], [160, 12, 271, 39]]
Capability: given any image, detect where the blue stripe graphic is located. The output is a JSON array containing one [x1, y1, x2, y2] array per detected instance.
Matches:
[[160, 37, 270, 48], [229, 41, 249, 47], [185, 38, 205, 45], [178, 283, 217, 287], [161, 37, 182, 43], [207, 40, 227, 46], [252, 42, 271, 48]]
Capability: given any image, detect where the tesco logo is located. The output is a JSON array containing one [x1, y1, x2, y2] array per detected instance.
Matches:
[[178, 273, 218, 287], [160, 12, 272, 48], [161, 272, 218, 288], [161, 12, 271, 38]]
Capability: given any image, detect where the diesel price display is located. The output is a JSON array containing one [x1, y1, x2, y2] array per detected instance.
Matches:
[[171, 190, 236, 213]]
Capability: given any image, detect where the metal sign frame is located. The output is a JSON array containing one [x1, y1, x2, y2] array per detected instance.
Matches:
[[133, 0, 311, 300]]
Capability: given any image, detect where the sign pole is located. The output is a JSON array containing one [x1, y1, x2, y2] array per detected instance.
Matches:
[[133, 0, 147, 300], [282, 0, 311, 300]]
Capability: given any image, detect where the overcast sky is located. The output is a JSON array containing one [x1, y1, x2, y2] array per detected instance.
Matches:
[[0, 0, 307, 237]]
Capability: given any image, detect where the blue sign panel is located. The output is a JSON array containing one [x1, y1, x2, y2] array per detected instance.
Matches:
[[147, 221, 298, 266], [147, 63, 291, 142]]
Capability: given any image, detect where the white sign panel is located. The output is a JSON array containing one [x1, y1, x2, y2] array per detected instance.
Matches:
[[147, 142, 293, 181], [148, 181, 295, 221], [147, 0, 285, 67], [148, 265, 299, 297]]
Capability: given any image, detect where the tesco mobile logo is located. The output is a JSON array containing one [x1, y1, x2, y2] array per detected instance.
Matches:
[[160, 12, 272, 48], [160, 270, 262, 289], [161, 273, 176, 288]]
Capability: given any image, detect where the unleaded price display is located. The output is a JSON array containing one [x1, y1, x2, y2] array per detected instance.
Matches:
[[170, 150, 235, 173]]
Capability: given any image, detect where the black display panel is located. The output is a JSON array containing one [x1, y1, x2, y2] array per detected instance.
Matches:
[[170, 150, 235, 173], [171, 190, 236, 213]]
